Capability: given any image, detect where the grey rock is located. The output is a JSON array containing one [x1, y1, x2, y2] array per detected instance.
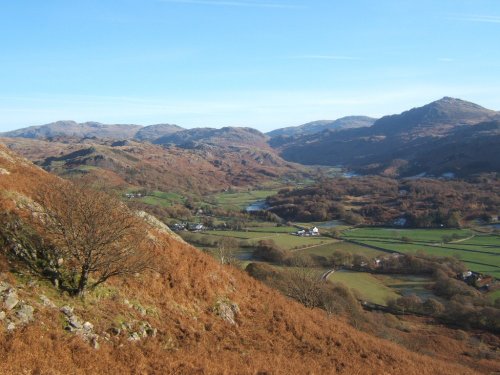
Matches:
[[213, 298, 240, 325], [60, 305, 74, 316], [3, 290, 19, 311], [0, 282, 10, 294], [68, 315, 82, 330], [138, 321, 157, 338], [91, 336, 100, 350], [83, 321, 94, 332], [128, 332, 141, 342], [16, 304, 34, 324], [6, 322, 15, 331], [40, 294, 56, 308]]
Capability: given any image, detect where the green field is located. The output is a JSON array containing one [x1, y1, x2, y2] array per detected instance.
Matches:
[[187, 224, 388, 257], [299, 241, 384, 258], [129, 190, 185, 207], [327, 271, 399, 305], [488, 289, 500, 303], [204, 229, 335, 250], [209, 189, 280, 211], [243, 226, 299, 233], [326, 271, 435, 305], [343, 228, 500, 278]]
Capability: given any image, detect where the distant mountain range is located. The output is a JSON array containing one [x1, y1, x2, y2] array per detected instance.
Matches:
[[1, 121, 270, 150], [271, 97, 500, 177], [133, 124, 184, 141], [266, 116, 377, 138], [153, 126, 270, 150], [1, 121, 143, 140], [2, 97, 499, 177]]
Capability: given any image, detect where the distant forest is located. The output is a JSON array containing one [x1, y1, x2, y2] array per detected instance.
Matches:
[[266, 175, 500, 227]]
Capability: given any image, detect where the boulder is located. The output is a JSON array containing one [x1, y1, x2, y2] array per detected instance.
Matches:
[[68, 315, 83, 330], [40, 294, 57, 308], [138, 321, 157, 338], [83, 321, 94, 332], [60, 305, 74, 316], [213, 298, 240, 325], [128, 332, 141, 342], [3, 290, 19, 311], [0, 282, 10, 294], [90, 336, 100, 350], [16, 304, 34, 324]]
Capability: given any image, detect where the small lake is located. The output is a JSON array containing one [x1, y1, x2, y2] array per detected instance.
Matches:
[[342, 171, 359, 178], [377, 274, 435, 299], [235, 248, 255, 261], [245, 200, 268, 212]]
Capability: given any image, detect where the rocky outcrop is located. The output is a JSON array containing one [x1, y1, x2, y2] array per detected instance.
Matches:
[[60, 305, 100, 349], [0, 282, 35, 331], [213, 298, 240, 325]]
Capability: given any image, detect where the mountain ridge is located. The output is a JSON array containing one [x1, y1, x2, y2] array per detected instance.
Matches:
[[267, 116, 377, 138], [272, 97, 500, 176]]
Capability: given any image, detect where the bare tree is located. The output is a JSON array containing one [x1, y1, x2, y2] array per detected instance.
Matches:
[[30, 181, 152, 297], [215, 237, 240, 266], [282, 267, 324, 308]]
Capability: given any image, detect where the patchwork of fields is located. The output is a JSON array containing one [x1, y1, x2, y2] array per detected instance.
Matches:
[[135, 186, 499, 305], [343, 228, 500, 278], [181, 223, 499, 305]]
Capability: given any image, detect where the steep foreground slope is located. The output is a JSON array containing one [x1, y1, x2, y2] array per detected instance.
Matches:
[[0, 147, 478, 374]]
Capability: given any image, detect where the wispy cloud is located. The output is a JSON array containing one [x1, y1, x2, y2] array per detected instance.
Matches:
[[158, 0, 304, 9], [289, 55, 359, 61], [450, 15, 500, 24]]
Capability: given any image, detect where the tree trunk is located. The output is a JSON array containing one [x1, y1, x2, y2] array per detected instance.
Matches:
[[77, 267, 89, 297]]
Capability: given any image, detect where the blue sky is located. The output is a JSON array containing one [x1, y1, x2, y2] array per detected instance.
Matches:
[[1, 0, 499, 132]]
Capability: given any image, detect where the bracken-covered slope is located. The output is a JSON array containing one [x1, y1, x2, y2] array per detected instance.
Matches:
[[0, 145, 477, 374], [0, 137, 305, 193]]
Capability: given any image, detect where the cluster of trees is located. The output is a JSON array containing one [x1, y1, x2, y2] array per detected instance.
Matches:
[[266, 175, 500, 227], [252, 240, 469, 278], [246, 262, 365, 325], [388, 271, 500, 332], [252, 240, 338, 268]]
